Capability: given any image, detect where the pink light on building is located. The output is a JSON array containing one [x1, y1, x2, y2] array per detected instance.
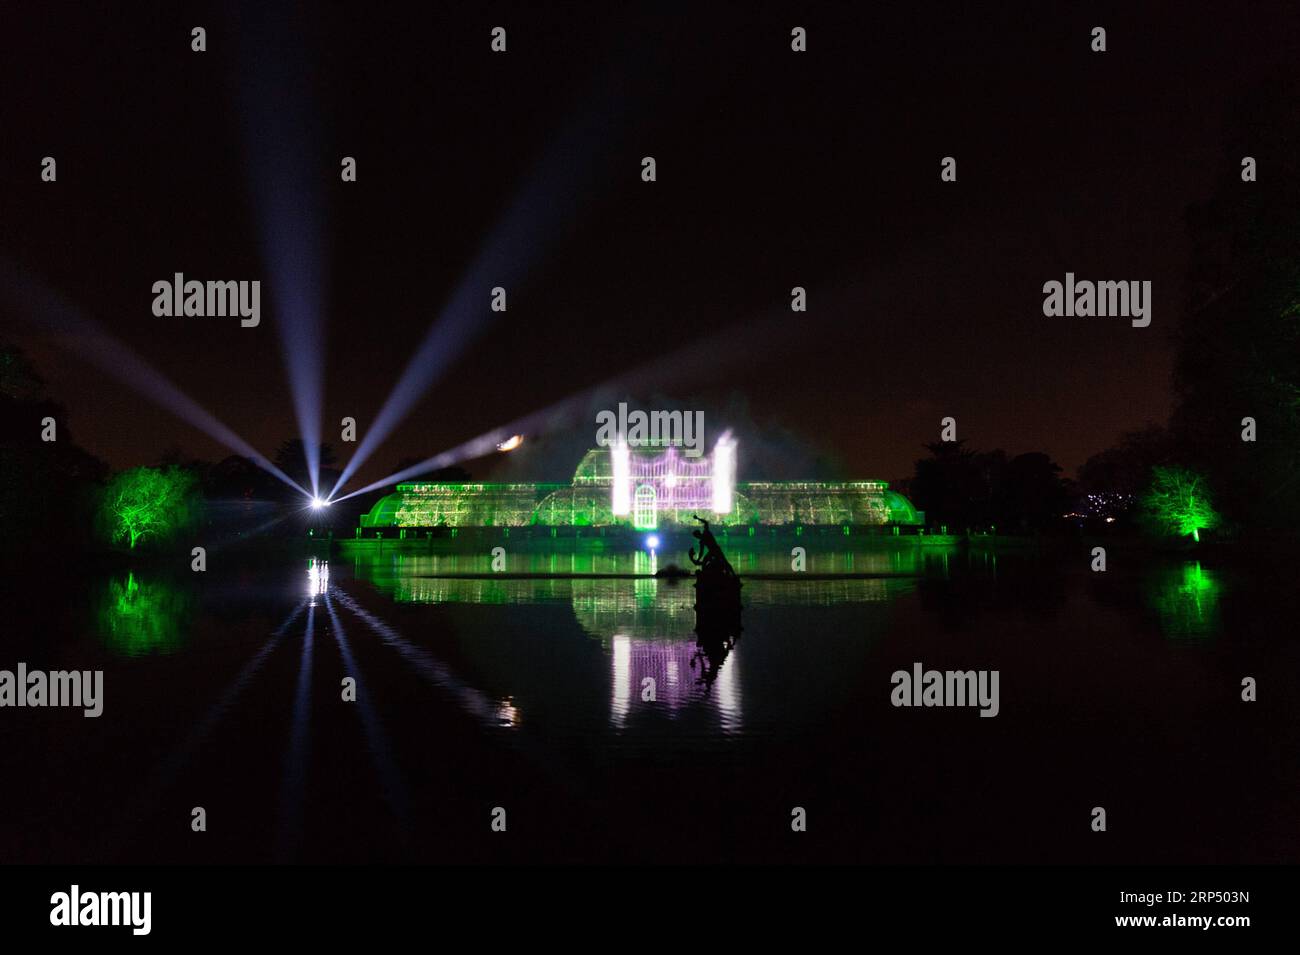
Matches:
[[600, 439, 740, 526], [628, 445, 714, 520]]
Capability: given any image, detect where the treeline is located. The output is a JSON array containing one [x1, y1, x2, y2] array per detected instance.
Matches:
[[898, 444, 1072, 534], [0, 344, 105, 557], [903, 76, 1300, 544], [0, 345, 467, 558]]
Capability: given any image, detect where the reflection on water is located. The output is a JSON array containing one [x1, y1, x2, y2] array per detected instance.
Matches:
[[356, 551, 913, 615], [374, 573, 906, 615], [328, 588, 523, 730], [15, 540, 1284, 865], [341, 547, 1239, 740], [307, 558, 329, 597], [611, 633, 743, 732], [350, 542, 933, 580], [1148, 561, 1223, 641], [276, 602, 314, 860], [348, 548, 925, 737], [96, 572, 192, 657], [574, 581, 695, 641]]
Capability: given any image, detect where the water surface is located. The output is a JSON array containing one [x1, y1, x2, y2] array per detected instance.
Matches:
[[2, 544, 1295, 864]]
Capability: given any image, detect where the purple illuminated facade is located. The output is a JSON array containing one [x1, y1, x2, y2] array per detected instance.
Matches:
[[609, 441, 729, 527]]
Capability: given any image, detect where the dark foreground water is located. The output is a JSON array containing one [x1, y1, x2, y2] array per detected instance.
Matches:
[[2, 542, 1298, 864]]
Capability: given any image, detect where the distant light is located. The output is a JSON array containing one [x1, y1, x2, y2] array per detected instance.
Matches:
[[646, 535, 660, 549], [311, 497, 330, 510], [495, 699, 520, 727], [496, 434, 524, 452]]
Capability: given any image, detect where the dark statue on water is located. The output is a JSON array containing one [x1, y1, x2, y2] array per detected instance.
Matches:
[[687, 516, 742, 687]]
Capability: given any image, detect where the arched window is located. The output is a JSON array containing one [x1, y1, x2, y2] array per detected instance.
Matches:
[[633, 484, 658, 530]]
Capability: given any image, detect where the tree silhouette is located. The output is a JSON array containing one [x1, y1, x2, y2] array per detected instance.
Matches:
[[1172, 74, 1300, 529], [910, 441, 1069, 532], [272, 439, 338, 490]]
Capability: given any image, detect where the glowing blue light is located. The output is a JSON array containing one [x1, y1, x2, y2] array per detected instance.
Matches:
[[646, 535, 660, 550], [311, 497, 330, 510]]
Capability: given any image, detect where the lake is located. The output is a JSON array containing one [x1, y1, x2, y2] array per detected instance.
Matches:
[[2, 540, 1296, 864]]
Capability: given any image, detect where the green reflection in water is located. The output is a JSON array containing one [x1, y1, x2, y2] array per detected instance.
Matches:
[[349, 541, 938, 589], [349, 546, 920, 646], [350, 544, 936, 615], [1147, 561, 1222, 640], [97, 572, 192, 656]]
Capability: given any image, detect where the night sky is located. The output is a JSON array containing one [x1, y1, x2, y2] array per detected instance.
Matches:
[[2, 2, 1297, 490]]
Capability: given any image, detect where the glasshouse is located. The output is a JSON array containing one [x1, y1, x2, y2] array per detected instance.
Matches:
[[359, 445, 923, 530]]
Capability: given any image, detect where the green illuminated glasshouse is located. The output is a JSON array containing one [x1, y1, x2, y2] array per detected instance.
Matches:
[[360, 447, 923, 530]]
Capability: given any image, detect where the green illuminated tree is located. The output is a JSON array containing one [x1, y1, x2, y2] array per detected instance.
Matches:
[[1141, 466, 1220, 542], [100, 466, 202, 550]]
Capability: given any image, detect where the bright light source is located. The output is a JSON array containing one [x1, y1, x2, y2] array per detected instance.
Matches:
[[612, 439, 631, 516], [496, 434, 524, 452], [311, 497, 330, 510], [646, 535, 660, 550], [712, 431, 736, 514]]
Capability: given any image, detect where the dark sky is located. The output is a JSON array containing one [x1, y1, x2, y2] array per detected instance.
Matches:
[[2, 2, 1298, 490]]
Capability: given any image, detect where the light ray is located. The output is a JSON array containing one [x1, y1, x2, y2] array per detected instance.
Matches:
[[236, 10, 328, 495], [0, 259, 308, 496], [329, 80, 629, 498], [330, 306, 796, 503]]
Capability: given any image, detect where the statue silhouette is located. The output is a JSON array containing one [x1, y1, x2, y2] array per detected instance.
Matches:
[[690, 515, 742, 679], [688, 516, 736, 578]]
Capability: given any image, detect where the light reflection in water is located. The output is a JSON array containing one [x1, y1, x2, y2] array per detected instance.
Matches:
[[97, 572, 192, 657], [323, 593, 412, 831], [1148, 561, 1223, 640], [307, 558, 329, 597], [609, 633, 743, 733], [328, 589, 521, 729], [358, 573, 903, 619], [348, 544, 933, 586], [113, 599, 308, 856], [276, 601, 314, 861], [343, 546, 929, 743]]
